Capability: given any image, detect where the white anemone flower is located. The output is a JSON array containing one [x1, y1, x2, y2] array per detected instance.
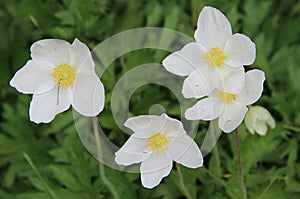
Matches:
[[10, 38, 105, 123], [185, 70, 265, 133], [162, 6, 256, 97], [115, 113, 203, 189], [244, 106, 276, 136]]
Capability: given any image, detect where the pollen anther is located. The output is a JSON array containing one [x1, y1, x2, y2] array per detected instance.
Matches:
[[203, 47, 226, 67], [217, 90, 235, 102], [51, 63, 76, 89], [146, 133, 169, 153]]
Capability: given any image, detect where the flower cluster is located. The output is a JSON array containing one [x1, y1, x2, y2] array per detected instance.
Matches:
[[114, 6, 274, 189], [9, 6, 275, 190], [163, 6, 266, 133]]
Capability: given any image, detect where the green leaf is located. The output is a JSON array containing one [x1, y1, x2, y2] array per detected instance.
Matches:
[[50, 165, 82, 191]]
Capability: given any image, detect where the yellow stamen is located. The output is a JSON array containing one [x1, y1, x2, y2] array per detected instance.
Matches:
[[217, 90, 235, 103], [203, 47, 226, 67], [51, 63, 76, 90], [146, 133, 169, 153]]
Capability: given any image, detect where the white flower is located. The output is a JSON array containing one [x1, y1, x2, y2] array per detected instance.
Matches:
[[10, 38, 105, 123], [244, 106, 276, 136], [162, 6, 255, 97], [185, 70, 265, 133], [115, 113, 203, 189]]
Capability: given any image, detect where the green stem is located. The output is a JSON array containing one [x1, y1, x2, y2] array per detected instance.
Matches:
[[257, 176, 277, 198], [92, 117, 120, 199], [176, 163, 193, 199], [235, 129, 247, 199], [213, 144, 222, 178], [23, 152, 59, 199]]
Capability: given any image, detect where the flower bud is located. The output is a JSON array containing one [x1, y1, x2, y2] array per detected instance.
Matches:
[[244, 106, 275, 136]]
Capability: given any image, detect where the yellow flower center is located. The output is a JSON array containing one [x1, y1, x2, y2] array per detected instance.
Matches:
[[217, 90, 235, 103], [203, 47, 226, 67], [146, 133, 169, 153], [51, 63, 76, 89]]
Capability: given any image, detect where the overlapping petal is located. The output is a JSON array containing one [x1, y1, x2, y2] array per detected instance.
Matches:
[[218, 102, 248, 133], [115, 136, 149, 165], [162, 42, 205, 76], [29, 86, 71, 123], [244, 111, 256, 134], [70, 38, 95, 75], [216, 65, 245, 94], [161, 114, 186, 137], [169, 136, 203, 168], [224, 34, 256, 67], [185, 97, 223, 120], [72, 73, 105, 117], [254, 120, 268, 136], [182, 67, 217, 98], [115, 150, 150, 166], [124, 115, 166, 138], [235, 69, 265, 105]]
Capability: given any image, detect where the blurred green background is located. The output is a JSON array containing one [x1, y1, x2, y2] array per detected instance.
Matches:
[[1, 0, 300, 198]]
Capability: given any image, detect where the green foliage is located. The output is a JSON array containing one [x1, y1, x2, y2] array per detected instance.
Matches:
[[1, 0, 300, 198]]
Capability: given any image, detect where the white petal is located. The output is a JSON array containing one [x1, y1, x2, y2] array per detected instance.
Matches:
[[235, 69, 265, 105], [195, 6, 232, 49], [224, 33, 256, 67], [115, 136, 150, 166], [29, 86, 71, 123], [162, 42, 205, 76], [30, 39, 71, 66], [10, 60, 55, 94], [72, 73, 105, 117], [169, 136, 203, 168], [216, 65, 245, 94], [250, 106, 269, 120], [182, 67, 217, 98], [69, 38, 95, 75], [160, 113, 186, 137], [218, 102, 248, 133], [115, 150, 150, 166], [124, 115, 166, 138], [185, 97, 223, 121], [117, 135, 148, 153], [254, 120, 268, 136], [244, 111, 255, 134], [140, 153, 173, 189], [266, 115, 276, 129]]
